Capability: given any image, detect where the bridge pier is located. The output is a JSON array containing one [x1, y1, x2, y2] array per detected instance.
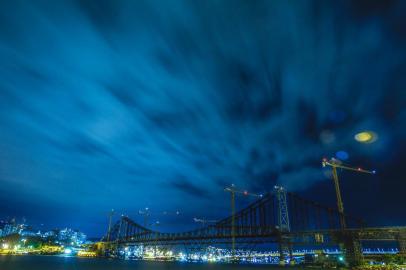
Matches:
[[278, 234, 293, 265], [398, 232, 406, 257], [93, 241, 118, 258], [344, 238, 363, 266], [339, 231, 363, 267]]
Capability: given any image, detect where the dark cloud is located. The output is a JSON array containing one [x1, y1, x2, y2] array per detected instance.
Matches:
[[0, 0, 405, 236], [170, 176, 211, 199], [72, 135, 111, 157]]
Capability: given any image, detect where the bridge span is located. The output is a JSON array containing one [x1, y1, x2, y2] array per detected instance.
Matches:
[[101, 190, 406, 266]]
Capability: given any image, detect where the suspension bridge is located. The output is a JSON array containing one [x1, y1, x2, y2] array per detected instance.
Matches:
[[100, 187, 405, 266], [98, 159, 406, 266]]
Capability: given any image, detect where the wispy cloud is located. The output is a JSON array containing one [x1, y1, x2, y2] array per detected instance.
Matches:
[[0, 0, 405, 234]]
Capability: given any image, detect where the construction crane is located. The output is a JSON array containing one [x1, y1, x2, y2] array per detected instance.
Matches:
[[193, 217, 218, 226], [163, 210, 181, 216], [139, 208, 181, 228], [224, 184, 263, 260], [138, 207, 150, 227], [322, 157, 376, 229]]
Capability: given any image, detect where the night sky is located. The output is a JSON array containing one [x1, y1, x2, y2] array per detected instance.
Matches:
[[0, 0, 405, 237]]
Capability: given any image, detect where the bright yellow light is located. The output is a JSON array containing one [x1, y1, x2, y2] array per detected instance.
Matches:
[[354, 131, 377, 143], [78, 251, 97, 257]]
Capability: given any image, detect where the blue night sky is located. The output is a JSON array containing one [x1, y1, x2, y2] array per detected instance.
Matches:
[[0, 0, 405, 237]]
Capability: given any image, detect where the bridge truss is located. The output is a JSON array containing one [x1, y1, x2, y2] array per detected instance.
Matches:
[[103, 191, 405, 266]]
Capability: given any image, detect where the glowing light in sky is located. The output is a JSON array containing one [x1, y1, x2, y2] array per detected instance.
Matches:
[[354, 131, 377, 143], [336, 151, 349, 160]]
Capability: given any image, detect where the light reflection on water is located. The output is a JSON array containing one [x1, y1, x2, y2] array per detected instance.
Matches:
[[0, 255, 312, 270]]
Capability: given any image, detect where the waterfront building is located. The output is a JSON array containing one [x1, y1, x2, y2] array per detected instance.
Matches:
[[56, 228, 87, 245], [2, 223, 18, 236]]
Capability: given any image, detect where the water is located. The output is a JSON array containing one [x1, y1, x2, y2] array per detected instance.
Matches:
[[0, 256, 315, 270]]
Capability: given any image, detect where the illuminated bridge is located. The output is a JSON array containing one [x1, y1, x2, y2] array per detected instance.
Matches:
[[103, 189, 406, 265]]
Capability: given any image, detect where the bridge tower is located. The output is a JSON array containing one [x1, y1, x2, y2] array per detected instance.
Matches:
[[274, 186, 290, 232], [274, 186, 292, 265], [113, 215, 124, 256]]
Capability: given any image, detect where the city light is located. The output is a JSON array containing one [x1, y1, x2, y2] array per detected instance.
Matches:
[[111, 245, 403, 265], [77, 250, 97, 257]]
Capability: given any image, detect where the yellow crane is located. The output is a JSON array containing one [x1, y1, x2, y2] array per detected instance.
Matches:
[[224, 184, 263, 261], [322, 158, 376, 229], [138, 207, 150, 227], [138, 208, 180, 228]]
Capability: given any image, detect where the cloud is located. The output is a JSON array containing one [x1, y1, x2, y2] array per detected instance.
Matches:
[[0, 0, 405, 234], [170, 176, 211, 199]]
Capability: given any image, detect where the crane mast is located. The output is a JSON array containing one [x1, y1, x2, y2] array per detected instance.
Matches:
[[224, 184, 262, 261]]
